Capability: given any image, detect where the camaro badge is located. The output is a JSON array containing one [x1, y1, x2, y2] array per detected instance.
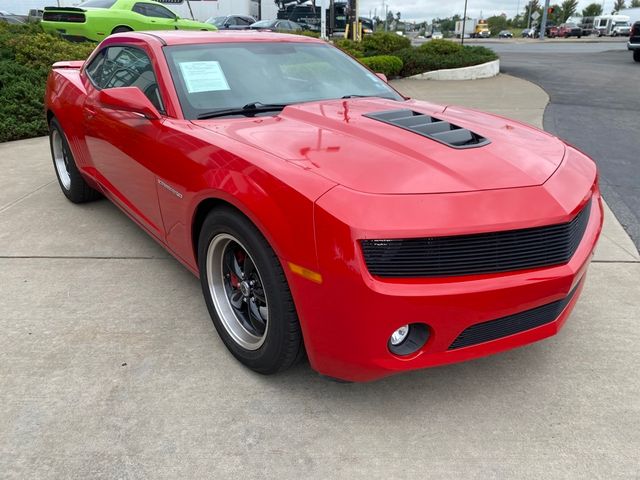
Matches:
[[157, 179, 183, 199]]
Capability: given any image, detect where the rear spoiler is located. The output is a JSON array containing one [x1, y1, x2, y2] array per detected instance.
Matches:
[[43, 6, 86, 12], [52, 60, 85, 69]]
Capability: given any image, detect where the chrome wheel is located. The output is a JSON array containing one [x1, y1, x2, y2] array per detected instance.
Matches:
[[51, 129, 71, 190], [206, 233, 269, 350]]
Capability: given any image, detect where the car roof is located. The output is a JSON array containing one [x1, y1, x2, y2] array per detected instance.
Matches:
[[121, 30, 323, 46]]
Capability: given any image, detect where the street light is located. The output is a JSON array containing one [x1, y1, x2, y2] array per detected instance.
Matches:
[[461, 0, 468, 46]]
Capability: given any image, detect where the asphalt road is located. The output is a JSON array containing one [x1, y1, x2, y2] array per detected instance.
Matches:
[[478, 40, 640, 250]]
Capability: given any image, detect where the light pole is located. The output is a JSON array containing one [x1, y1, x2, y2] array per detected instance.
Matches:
[[540, 0, 550, 39], [461, 0, 468, 46]]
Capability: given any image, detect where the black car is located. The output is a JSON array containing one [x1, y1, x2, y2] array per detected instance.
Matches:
[[498, 30, 513, 38], [206, 15, 256, 30], [629, 21, 640, 63]]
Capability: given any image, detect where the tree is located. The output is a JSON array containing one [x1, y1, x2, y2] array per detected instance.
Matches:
[[386, 10, 394, 25], [582, 3, 603, 16], [631, 0, 640, 7], [560, 0, 579, 21], [612, 0, 626, 12], [523, 0, 541, 27], [487, 15, 509, 34]]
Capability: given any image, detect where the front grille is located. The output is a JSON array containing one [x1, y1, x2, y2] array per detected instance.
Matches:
[[448, 281, 581, 350], [43, 11, 86, 22], [360, 199, 591, 278]]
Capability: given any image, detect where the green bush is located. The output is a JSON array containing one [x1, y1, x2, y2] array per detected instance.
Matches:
[[0, 61, 48, 142], [0, 23, 95, 142], [333, 38, 364, 58], [358, 55, 403, 78], [276, 29, 321, 38], [362, 32, 411, 56], [394, 45, 498, 77], [8, 32, 95, 69], [296, 30, 321, 38], [418, 39, 463, 56]]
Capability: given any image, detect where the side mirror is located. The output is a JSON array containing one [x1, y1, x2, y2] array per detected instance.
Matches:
[[97, 87, 161, 120], [375, 73, 388, 82]]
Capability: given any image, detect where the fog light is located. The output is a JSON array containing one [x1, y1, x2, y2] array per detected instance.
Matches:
[[388, 323, 430, 356], [390, 325, 410, 345]]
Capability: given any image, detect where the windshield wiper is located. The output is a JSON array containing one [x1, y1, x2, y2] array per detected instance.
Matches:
[[341, 94, 396, 100], [197, 102, 289, 120]]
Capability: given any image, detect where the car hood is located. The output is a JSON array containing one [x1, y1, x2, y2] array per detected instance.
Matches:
[[193, 98, 565, 195]]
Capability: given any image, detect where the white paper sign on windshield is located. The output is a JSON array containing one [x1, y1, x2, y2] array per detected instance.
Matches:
[[179, 61, 230, 93]]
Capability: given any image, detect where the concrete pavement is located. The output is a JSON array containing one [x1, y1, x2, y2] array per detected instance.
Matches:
[[0, 75, 638, 479]]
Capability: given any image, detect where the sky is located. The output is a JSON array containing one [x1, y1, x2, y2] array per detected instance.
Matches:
[[0, 0, 630, 21], [358, 0, 619, 23]]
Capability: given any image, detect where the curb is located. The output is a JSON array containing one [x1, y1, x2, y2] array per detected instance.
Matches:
[[409, 59, 500, 81]]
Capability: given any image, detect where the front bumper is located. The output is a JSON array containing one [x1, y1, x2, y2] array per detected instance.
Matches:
[[628, 42, 640, 50], [287, 147, 602, 382]]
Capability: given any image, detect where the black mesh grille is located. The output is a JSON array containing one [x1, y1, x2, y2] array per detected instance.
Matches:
[[363, 109, 490, 149], [361, 200, 591, 278], [448, 281, 581, 350]]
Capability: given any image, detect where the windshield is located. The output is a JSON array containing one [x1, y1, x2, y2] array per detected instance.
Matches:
[[209, 16, 226, 26], [614, 21, 629, 26], [164, 42, 403, 119], [78, 0, 117, 7], [251, 20, 273, 28]]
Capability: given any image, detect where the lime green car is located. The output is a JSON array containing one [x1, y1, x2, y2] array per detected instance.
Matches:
[[41, 0, 216, 42]]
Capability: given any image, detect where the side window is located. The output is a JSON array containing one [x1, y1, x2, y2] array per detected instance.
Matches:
[[85, 49, 106, 84], [237, 17, 252, 26], [132, 3, 148, 16], [134, 3, 175, 19], [88, 46, 165, 114]]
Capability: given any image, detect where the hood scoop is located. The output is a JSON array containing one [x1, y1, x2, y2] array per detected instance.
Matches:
[[364, 109, 490, 149]]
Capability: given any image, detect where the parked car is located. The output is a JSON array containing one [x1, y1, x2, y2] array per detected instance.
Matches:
[[557, 23, 582, 38], [28, 9, 44, 22], [44, 31, 603, 382], [0, 15, 24, 24], [629, 21, 640, 62], [498, 30, 513, 38], [611, 21, 631, 36], [431, 30, 443, 39], [249, 19, 303, 32], [41, 0, 215, 42], [521, 28, 536, 38], [206, 15, 255, 30], [0, 11, 25, 24]]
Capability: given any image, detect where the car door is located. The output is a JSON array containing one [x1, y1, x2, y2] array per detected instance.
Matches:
[[131, 2, 178, 31], [82, 45, 166, 239]]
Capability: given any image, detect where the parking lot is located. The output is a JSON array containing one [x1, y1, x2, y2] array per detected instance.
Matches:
[[485, 40, 640, 249], [1, 71, 639, 478]]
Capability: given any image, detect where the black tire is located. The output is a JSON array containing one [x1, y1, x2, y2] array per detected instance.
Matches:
[[49, 118, 101, 203], [197, 207, 304, 374], [634, 50, 640, 63], [111, 26, 132, 34]]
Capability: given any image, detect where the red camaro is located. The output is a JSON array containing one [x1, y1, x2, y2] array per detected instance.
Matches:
[[45, 31, 602, 382]]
